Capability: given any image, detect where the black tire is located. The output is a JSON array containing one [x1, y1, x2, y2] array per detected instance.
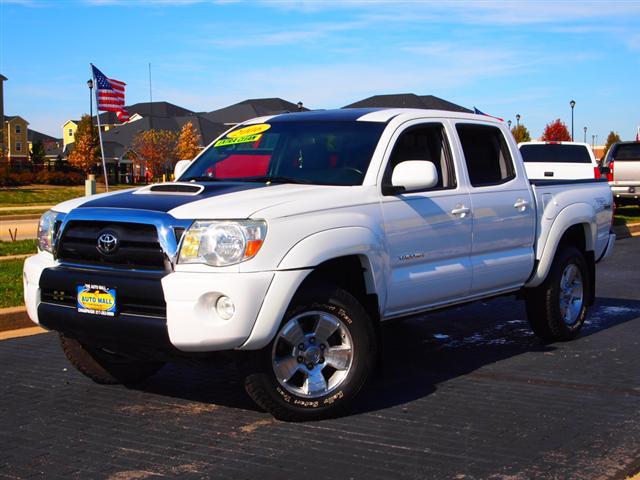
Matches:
[[60, 334, 164, 384], [241, 285, 377, 421], [525, 246, 590, 341]]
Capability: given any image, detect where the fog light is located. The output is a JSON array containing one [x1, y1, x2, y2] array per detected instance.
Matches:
[[216, 296, 235, 320]]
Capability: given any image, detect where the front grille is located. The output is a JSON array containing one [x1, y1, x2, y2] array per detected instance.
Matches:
[[39, 267, 167, 318], [57, 221, 167, 270]]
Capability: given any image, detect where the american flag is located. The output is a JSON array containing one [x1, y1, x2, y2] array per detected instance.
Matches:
[[473, 107, 504, 122], [92, 65, 130, 122]]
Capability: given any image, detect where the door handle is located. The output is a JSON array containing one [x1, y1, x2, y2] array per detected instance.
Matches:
[[451, 205, 471, 217], [514, 198, 529, 212]]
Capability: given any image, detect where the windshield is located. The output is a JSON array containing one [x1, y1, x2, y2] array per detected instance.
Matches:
[[180, 120, 385, 186], [520, 144, 592, 163]]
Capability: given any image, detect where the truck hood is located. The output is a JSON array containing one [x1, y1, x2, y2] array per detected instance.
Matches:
[[52, 182, 350, 220]]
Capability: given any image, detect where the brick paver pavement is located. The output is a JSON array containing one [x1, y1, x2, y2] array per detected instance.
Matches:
[[1, 238, 639, 480]]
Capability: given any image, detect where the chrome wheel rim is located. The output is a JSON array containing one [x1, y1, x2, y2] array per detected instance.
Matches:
[[559, 264, 584, 325], [272, 310, 353, 399]]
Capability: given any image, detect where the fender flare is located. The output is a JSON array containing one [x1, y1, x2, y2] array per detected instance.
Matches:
[[240, 227, 388, 350], [526, 202, 596, 288], [278, 226, 387, 295]]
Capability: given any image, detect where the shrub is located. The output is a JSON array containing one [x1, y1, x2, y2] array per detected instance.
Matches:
[[33, 170, 84, 185]]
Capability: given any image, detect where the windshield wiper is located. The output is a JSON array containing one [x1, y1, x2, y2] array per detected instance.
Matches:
[[241, 176, 314, 185]]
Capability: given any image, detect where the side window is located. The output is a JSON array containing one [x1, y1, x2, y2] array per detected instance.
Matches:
[[456, 124, 515, 187], [384, 123, 456, 191]]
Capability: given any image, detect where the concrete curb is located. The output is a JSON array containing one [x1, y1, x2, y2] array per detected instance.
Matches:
[[0, 306, 34, 333], [613, 221, 640, 239]]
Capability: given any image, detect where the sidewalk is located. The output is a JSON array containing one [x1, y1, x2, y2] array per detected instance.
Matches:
[[0, 205, 53, 211]]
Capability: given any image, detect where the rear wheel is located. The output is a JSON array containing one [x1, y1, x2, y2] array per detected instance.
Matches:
[[525, 246, 590, 341], [242, 285, 377, 421], [60, 334, 164, 384]]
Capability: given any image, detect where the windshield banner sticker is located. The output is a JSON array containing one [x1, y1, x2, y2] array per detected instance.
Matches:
[[214, 134, 262, 147], [227, 124, 270, 138]]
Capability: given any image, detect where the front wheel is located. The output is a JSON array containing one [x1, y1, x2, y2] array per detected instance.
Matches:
[[242, 285, 377, 421], [525, 246, 590, 341]]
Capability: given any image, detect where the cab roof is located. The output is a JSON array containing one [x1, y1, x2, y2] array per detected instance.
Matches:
[[245, 108, 504, 126]]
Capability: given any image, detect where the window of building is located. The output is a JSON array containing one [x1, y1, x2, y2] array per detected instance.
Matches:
[[383, 123, 457, 191], [456, 124, 515, 187], [68, 128, 73, 137], [16, 142, 22, 152], [15, 124, 21, 134]]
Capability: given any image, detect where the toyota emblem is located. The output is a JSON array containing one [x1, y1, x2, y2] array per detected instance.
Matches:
[[97, 232, 119, 255]]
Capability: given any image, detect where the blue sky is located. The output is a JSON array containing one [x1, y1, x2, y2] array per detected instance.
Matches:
[[1, 0, 639, 143]]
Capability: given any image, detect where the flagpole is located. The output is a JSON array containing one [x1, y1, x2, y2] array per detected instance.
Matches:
[[90, 63, 109, 192]]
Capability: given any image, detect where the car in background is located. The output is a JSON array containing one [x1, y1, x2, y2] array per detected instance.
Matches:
[[518, 141, 601, 180], [601, 141, 640, 206]]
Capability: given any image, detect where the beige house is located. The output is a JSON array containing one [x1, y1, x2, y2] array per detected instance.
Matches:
[[3, 115, 29, 164]]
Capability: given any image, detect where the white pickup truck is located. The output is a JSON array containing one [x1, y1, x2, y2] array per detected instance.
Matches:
[[24, 108, 615, 420], [519, 141, 601, 180]]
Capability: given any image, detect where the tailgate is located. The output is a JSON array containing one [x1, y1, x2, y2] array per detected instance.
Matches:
[[524, 162, 594, 180], [612, 159, 640, 183]]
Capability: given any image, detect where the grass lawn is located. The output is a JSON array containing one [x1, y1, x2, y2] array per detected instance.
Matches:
[[0, 259, 24, 308], [0, 184, 132, 207], [0, 240, 37, 256], [613, 205, 640, 226]]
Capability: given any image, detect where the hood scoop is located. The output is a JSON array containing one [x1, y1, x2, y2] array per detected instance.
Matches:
[[135, 183, 204, 196]]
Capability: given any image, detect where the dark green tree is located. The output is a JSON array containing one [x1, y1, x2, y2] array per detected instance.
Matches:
[[30, 140, 46, 164], [511, 124, 531, 143]]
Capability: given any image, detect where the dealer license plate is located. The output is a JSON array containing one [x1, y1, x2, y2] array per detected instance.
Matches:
[[77, 284, 117, 316]]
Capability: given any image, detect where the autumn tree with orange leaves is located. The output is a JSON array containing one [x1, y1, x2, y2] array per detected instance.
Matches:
[[130, 129, 178, 179], [68, 114, 100, 174], [541, 119, 571, 142], [176, 121, 201, 161]]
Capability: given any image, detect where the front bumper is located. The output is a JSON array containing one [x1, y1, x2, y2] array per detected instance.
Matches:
[[23, 253, 308, 353]]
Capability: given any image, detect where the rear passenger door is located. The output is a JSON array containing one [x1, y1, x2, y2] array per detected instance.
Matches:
[[454, 123, 536, 295], [380, 122, 473, 316]]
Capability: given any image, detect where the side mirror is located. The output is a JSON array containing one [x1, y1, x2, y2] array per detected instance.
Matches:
[[173, 160, 191, 180], [388, 160, 439, 194]]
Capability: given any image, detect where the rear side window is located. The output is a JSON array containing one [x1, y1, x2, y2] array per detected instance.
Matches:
[[520, 144, 592, 163], [384, 123, 456, 191], [612, 143, 640, 161], [456, 124, 515, 187]]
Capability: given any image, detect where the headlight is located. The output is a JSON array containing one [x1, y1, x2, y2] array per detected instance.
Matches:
[[178, 220, 267, 266], [37, 210, 62, 253]]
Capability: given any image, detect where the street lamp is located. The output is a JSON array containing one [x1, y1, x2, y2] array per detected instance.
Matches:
[[569, 100, 576, 141], [507, 120, 512, 129], [87, 79, 94, 122], [592, 134, 595, 148], [516, 114, 521, 128], [583, 126, 587, 143], [297, 101, 303, 111]]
